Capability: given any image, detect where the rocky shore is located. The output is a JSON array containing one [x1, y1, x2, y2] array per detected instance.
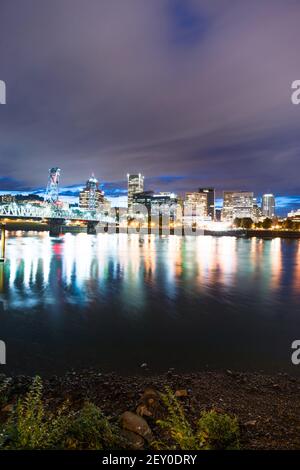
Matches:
[[1, 369, 300, 450]]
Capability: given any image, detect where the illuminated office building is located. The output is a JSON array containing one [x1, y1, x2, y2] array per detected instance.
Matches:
[[222, 191, 254, 221], [79, 174, 104, 211], [198, 188, 215, 220], [261, 194, 275, 218], [185, 192, 208, 217], [127, 174, 144, 212]]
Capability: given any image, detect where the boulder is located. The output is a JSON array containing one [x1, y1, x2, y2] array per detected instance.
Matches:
[[120, 429, 145, 450], [120, 411, 153, 442]]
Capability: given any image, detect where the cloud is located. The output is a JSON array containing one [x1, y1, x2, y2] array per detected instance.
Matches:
[[0, 0, 299, 198]]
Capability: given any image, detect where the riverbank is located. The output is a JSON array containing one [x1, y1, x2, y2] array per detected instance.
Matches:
[[1, 369, 299, 450], [2, 221, 300, 238]]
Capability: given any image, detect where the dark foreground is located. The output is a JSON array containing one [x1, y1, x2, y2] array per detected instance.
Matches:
[[1, 369, 299, 450]]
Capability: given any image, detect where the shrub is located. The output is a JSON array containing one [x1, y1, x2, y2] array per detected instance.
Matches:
[[64, 402, 120, 450], [156, 388, 240, 450], [1, 376, 69, 449], [0, 377, 11, 408], [0, 377, 122, 450], [156, 388, 198, 450], [197, 409, 240, 450]]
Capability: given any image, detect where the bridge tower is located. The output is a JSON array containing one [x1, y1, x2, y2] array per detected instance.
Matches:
[[45, 167, 61, 204]]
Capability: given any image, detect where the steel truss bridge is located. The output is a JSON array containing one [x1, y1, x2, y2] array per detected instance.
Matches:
[[0, 202, 113, 223], [0, 202, 116, 235]]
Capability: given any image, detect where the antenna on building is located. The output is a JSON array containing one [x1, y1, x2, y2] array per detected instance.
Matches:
[[45, 167, 61, 204]]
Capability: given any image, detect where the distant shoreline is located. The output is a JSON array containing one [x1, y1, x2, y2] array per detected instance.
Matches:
[[1, 220, 300, 239]]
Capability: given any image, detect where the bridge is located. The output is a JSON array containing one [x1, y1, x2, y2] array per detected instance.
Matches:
[[0, 202, 115, 236]]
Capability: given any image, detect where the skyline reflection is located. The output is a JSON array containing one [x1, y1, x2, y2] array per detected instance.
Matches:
[[1, 232, 297, 310], [1, 232, 300, 375]]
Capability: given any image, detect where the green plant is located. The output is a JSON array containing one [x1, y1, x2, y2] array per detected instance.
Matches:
[[156, 388, 240, 450], [64, 402, 120, 450], [1, 376, 69, 449], [197, 409, 240, 450], [0, 377, 123, 450], [0, 377, 12, 408], [156, 388, 197, 450]]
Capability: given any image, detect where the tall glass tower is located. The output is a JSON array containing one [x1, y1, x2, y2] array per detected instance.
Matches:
[[261, 194, 275, 218]]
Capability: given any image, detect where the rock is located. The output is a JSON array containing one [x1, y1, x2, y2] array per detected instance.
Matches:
[[120, 411, 153, 442], [137, 388, 161, 418], [1, 403, 14, 413], [140, 363, 148, 369], [141, 387, 160, 401], [136, 404, 152, 417], [245, 420, 257, 427], [175, 389, 188, 398], [120, 429, 145, 450]]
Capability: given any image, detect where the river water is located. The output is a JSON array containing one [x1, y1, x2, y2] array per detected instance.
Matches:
[[0, 232, 299, 376]]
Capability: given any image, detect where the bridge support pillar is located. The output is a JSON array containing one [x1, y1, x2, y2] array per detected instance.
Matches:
[[49, 219, 65, 237], [87, 221, 98, 235], [0, 224, 6, 262]]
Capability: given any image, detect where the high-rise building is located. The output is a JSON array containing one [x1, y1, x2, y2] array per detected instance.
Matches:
[[127, 174, 144, 212], [222, 191, 254, 221], [198, 188, 215, 220], [79, 174, 104, 211], [132, 191, 178, 217], [261, 194, 275, 218], [185, 192, 208, 218], [252, 197, 262, 219]]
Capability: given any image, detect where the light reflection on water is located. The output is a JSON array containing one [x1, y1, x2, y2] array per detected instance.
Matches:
[[0, 232, 300, 375]]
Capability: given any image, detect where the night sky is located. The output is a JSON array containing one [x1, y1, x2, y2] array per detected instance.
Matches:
[[0, 0, 300, 213]]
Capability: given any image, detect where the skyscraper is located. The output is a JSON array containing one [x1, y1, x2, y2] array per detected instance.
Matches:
[[127, 174, 144, 212], [185, 192, 208, 217], [198, 188, 215, 220], [79, 174, 104, 211], [261, 194, 275, 218], [222, 191, 254, 221]]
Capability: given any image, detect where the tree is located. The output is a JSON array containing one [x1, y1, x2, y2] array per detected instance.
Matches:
[[241, 218, 253, 229], [283, 219, 295, 230], [262, 218, 272, 229], [233, 218, 241, 228]]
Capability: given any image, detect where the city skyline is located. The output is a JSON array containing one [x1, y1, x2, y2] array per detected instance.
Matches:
[[0, 173, 299, 216]]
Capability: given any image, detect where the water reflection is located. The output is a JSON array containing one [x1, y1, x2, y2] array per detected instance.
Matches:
[[1, 232, 295, 310], [1, 232, 300, 375]]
